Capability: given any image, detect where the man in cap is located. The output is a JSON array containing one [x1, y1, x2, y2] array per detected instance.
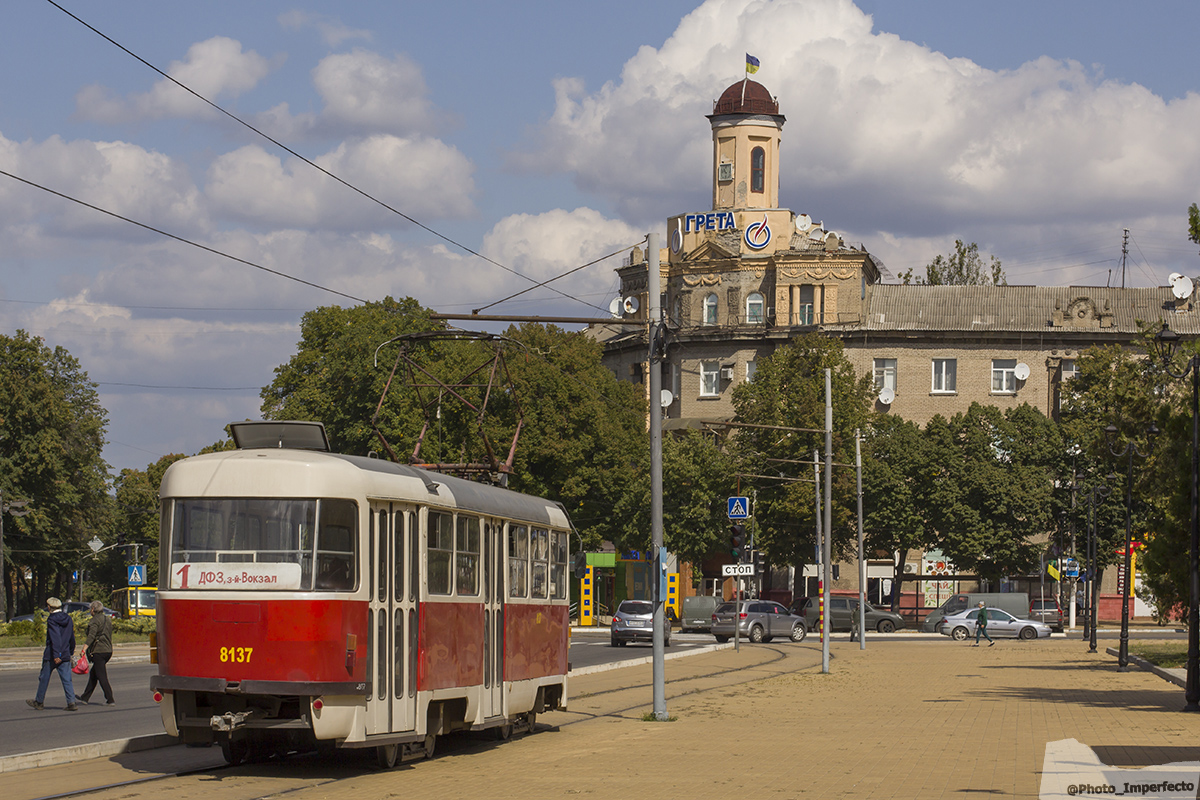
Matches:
[[27, 597, 78, 710]]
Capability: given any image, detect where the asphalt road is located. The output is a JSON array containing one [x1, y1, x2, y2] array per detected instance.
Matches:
[[0, 662, 163, 757]]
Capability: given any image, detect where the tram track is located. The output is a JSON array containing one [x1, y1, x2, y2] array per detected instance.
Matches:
[[18, 641, 820, 800]]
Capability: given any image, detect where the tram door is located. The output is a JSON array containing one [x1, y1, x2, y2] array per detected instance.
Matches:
[[482, 518, 504, 719], [366, 503, 418, 735]]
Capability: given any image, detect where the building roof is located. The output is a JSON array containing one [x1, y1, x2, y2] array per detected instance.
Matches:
[[711, 79, 779, 116], [861, 284, 1197, 335]]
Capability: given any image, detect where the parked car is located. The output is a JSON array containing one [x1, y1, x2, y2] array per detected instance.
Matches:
[[680, 595, 722, 633], [611, 600, 670, 647], [789, 596, 905, 633], [1029, 597, 1063, 632], [711, 600, 807, 644], [937, 607, 1052, 641], [63, 601, 120, 618]]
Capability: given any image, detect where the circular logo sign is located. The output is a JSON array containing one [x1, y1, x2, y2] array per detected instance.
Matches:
[[744, 215, 772, 250], [670, 226, 683, 254]]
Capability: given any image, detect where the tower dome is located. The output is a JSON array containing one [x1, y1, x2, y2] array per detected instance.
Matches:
[[710, 79, 780, 117]]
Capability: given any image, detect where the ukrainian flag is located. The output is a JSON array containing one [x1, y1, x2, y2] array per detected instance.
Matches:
[[746, 54, 760, 74]]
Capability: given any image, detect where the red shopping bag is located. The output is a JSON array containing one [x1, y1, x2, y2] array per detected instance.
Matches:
[[72, 651, 90, 675]]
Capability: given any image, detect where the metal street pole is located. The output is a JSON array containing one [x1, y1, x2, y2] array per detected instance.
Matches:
[[1105, 424, 1156, 672], [823, 369, 832, 673], [1087, 483, 1109, 654], [647, 231, 667, 721], [856, 429, 865, 650]]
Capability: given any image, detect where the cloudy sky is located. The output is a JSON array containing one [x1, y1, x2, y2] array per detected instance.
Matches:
[[3, 0, 1200, 476]]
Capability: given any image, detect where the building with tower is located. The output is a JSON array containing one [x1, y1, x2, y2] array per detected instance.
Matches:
[[589, 76, 1198, 619]]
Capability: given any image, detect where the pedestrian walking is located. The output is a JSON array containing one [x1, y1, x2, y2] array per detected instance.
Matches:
[[26, 597, 78, 711], [76, 600, 115, 706], [974, 601, 994, 647]]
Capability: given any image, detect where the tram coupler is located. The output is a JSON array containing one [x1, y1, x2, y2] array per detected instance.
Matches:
[[211, 708, 265, 732]]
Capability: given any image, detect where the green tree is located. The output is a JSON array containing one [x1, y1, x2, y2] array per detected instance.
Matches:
[[729, 333, 875, 577], [862, 415, 937, 611], [261, 298, 646, 546], [613, 430, 737, 564], [901, 240, 1007, 286], [0, 331, 111, 618], [924, 403, 1062, 582], [1188, 203, 1200, 252], [109, 453, 188, 588]]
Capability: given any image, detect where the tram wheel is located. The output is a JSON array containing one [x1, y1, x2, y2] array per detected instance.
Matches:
[[220, 737, 248, 766], [494, 723, 513, 741], [422, 734, 436, 759], [376, 743, 398, 769]]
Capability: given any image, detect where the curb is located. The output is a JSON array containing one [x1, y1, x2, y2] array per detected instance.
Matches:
[[1105, 646, 1186, 688], [0, 733, 178, 774], [0, 654, 148, 672]]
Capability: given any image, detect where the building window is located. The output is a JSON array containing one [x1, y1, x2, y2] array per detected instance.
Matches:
[[751, 147, 765, 194], [746, 292, 765, 324], [992, 359, 1018, 393], [1061, 359, 1077, 382], [932, 359, 957, 393], [703, 293, 718, 326], [671, 296, 682, 325], [873, 359, 897, 393], [746, 360, 756, 382], [700, 361, 720, 397], [797, 285, 814, 325]]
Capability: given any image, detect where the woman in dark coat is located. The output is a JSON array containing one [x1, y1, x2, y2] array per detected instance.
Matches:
[[77, 600, 115, 705]]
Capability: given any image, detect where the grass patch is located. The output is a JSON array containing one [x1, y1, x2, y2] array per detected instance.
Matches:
[[1129, 642, 1188, 669], [0, 631, 150, 649]]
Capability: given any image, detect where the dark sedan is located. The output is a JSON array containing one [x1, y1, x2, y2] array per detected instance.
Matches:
[[790, 596, 905, 633]]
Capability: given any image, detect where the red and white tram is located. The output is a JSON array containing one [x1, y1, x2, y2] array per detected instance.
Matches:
[[150, 421, 571, 766]]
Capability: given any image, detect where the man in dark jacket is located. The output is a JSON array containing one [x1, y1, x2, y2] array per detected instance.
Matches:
[[27, 597, 78, 711]]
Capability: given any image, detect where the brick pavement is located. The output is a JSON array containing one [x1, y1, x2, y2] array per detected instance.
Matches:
[[309, 635, 1200, 800]]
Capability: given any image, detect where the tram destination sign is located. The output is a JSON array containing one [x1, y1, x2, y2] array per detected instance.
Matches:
[[722, 563, 756, 577]]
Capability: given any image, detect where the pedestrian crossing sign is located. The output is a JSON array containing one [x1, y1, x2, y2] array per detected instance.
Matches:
[[127, 565, 146, 586], [727, 496, 750, 519]]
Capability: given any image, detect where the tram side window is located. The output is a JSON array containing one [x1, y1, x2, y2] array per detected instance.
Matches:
[[508, 525, 528, 598], [550, 531, 568, 600], [530, 528, 549, 599], [456, 516, 480, 596], [428, 511, 453, 595], [314, 499, 358, 591]]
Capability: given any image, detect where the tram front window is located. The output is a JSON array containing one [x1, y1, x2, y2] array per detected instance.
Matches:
[[166, 498, 357, 591]]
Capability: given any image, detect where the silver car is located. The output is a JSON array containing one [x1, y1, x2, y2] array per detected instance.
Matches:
[[937, 607, 1052, 641], [611, 600, 670, 647], [711, 601, 808, 644]]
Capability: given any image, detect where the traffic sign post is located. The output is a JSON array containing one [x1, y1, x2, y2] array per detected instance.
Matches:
[[722, 563, 755, 577]]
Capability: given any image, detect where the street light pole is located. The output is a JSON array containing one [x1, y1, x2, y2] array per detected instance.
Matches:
[[1153, 321, 1200, 711], [1105, 424, 1156, 672], [1084, 482, 1110, 654]]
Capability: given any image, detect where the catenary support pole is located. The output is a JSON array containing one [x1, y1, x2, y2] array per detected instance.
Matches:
[[647, 232, 666, 721], [856, 429, 866, 650], [823, 369, 832, 673]]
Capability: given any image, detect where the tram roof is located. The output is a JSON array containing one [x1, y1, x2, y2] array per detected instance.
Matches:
[[161, 447, 571, 529]]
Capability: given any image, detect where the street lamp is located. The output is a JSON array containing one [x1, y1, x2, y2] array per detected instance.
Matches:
[[1083, 481, 1111, 654], [1152, 321, 1200, 710], [0, 488, 32, 622], [1105, 423, 1157, 671]]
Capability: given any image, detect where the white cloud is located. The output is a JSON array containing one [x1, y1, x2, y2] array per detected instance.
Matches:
[[517, 0, 1200, 279], [278, 10, 372, 48], [0, 132, 206, 240], [205, 135, 476, 228], [313, 50, 444, 135], [75, 36, 274, 123]]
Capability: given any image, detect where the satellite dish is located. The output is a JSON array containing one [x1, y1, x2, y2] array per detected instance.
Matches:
[[623, 296, 640, 314], [1171, 274, 1194, 300], [878, 387, 894, 406], [660, 389, 674, 408], [608, 298, 621, 318], [1014, 362, 1031, 381]]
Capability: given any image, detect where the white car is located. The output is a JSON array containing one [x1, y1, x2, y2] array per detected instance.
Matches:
[[937, 607, 1052, 641]]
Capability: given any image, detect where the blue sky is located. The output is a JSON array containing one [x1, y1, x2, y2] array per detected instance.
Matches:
[[2, 0, 1200, 475]]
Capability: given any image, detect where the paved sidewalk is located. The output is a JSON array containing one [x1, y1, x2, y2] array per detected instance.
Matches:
[[328, 635, 1200, 800]]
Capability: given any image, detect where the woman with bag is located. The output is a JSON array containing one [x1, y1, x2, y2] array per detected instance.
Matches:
[[76, 601, 115, 705]]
